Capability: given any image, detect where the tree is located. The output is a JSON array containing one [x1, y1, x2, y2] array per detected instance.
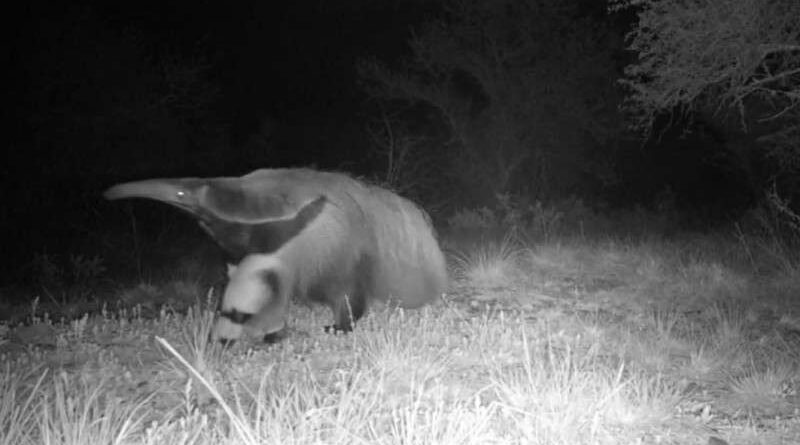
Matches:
[[613, 0, 800, 216], [614, 0, 799, 131], [615, 3, 798, 158], [360, 0, 623, 206]]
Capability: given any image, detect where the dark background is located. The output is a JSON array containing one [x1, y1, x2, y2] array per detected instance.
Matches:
[[3, 0, 794, 288]]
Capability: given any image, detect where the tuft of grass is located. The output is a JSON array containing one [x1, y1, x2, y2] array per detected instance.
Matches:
[[386, 387, 497, 445], [154, 295, 226, 416], [709, 301, 748, 352], [37, 371, 152, 445], [0, 363, 46, 445], [157, 336, 260, 444], [175, 293, 224, 378], [0, 366, 156, 445], [451, 233, 524, 288], [726, 363, 796, 416], [490, 328, 681, 445], [648, 306, 683, 340], [681, 344, 726, 380]]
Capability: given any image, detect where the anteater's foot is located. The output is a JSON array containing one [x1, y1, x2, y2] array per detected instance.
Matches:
[[324, 324, 353, 334]]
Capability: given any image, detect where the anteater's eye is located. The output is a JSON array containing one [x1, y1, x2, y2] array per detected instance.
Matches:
[[177, 191, 186, 198]]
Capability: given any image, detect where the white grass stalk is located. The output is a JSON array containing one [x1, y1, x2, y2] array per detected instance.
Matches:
[[155, 336, 257, 444]]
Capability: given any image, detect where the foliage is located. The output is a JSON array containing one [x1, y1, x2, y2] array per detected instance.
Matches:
[[31, 253, 107, 295], [612, 0, 800, 134], [448, 207, 502, 231], [365, 109, 443, 205], [612, 0, 800, 219], [360, 0, 624, 205], [448, 196, 592, 243]]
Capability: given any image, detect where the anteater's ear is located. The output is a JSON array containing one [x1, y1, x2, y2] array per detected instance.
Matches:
[[226, 263, 237, 279]]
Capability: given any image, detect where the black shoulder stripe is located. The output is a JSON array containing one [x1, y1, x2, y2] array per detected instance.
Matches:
[[261, 269, 282, 298], [204, 181, 296, 223], [203, 196, 327, 262], [220, 309, 253, 324]]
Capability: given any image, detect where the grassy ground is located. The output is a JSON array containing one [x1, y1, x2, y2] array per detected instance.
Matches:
[[1, 229, 799, 444]]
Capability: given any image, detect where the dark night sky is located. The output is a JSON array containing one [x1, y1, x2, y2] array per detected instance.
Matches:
[[124, 2, 426, 121], [8, 0, 430, 157]]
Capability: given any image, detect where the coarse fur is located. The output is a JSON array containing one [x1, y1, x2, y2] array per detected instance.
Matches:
[[105, 168, 448, 342], [215, 169, 447, 340]]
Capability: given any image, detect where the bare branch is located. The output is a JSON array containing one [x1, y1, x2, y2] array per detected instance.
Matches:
[[617, 0, 800, 133]]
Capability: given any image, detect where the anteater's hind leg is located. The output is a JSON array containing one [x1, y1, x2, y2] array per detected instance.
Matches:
[[325, 292, 367, 333], [323, 254, 372, 333]]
